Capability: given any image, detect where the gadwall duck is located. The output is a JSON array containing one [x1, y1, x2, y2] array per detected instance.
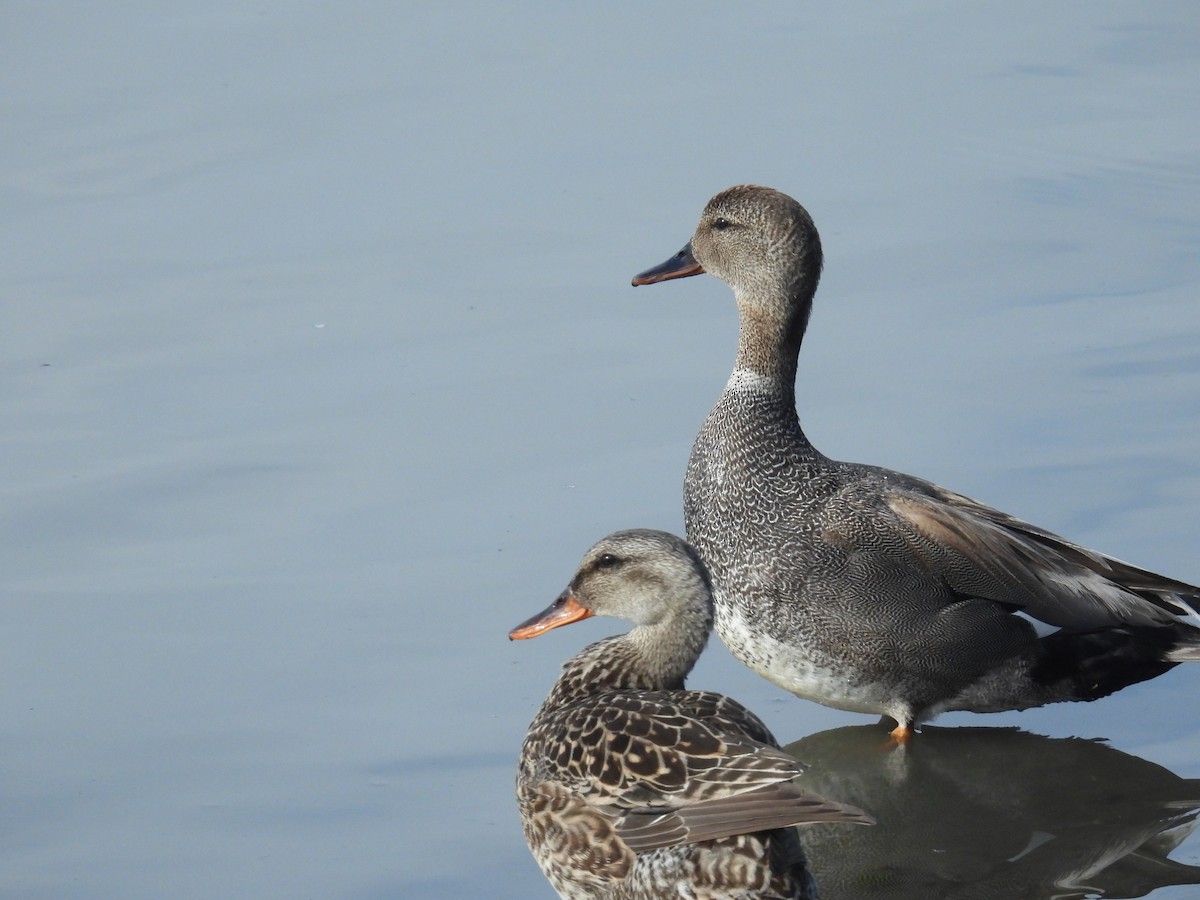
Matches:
[[510, 529, 872, 899], [633, 185, 1200, 741]]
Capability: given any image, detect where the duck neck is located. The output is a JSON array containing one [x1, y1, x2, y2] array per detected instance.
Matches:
[[732, 283, 814, 410], [625, 604, 711, 689], [540, 603, 711, 711]]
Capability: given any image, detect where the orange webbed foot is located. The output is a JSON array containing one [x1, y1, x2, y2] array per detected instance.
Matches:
[[888, 723, 913, 745], [876, 719, 914, 749]]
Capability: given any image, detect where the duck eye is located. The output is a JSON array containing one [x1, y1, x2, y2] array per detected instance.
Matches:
[[713, 217, 733, 231], [596, 554, 620, 570]]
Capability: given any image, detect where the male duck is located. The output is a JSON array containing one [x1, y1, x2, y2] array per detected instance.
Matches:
[[510, 529, 872, 899], [632, 185, 1200, 741]]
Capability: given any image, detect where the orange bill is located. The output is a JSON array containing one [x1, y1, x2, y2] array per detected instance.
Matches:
[[631, 242, 704, 285], [509, 589, 594, 640]]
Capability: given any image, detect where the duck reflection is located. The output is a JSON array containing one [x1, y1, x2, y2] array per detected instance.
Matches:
[[785, 725, 1200, 899]]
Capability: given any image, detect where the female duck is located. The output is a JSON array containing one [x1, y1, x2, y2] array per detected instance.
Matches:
[[633, 185, 1200, 741], [510, 529, 871, 899]]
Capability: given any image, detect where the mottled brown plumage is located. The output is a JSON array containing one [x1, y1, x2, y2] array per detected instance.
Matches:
[[633, 185, 1200, 739], [511, 529, 872, 898]]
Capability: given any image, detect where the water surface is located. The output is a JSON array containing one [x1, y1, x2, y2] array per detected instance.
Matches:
[[3, 4, 1199, 898]]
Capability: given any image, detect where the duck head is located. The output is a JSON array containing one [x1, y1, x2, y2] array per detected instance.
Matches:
[[509, 530, 712, 641], [633, 185, 823, 353]]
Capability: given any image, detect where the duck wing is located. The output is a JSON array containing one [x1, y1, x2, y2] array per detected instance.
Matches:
[[617, 780, 874, 852], [860, 474, 1200, 632], [530, 689, 871, 854]]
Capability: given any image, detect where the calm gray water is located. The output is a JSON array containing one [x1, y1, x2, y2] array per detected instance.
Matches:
[[4, 4, 1199, 898]]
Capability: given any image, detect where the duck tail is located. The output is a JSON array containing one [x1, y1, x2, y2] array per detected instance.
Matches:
[[1035, 627, 1182, 703], [1167, 631, 1200, 663]]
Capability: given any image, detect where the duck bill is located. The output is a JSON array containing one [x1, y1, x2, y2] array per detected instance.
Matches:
[[631, 242, 704, 286], [508, 589, 594, 640]]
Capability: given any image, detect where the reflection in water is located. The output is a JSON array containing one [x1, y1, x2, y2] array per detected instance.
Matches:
[[786, 725, 1200, 899]]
